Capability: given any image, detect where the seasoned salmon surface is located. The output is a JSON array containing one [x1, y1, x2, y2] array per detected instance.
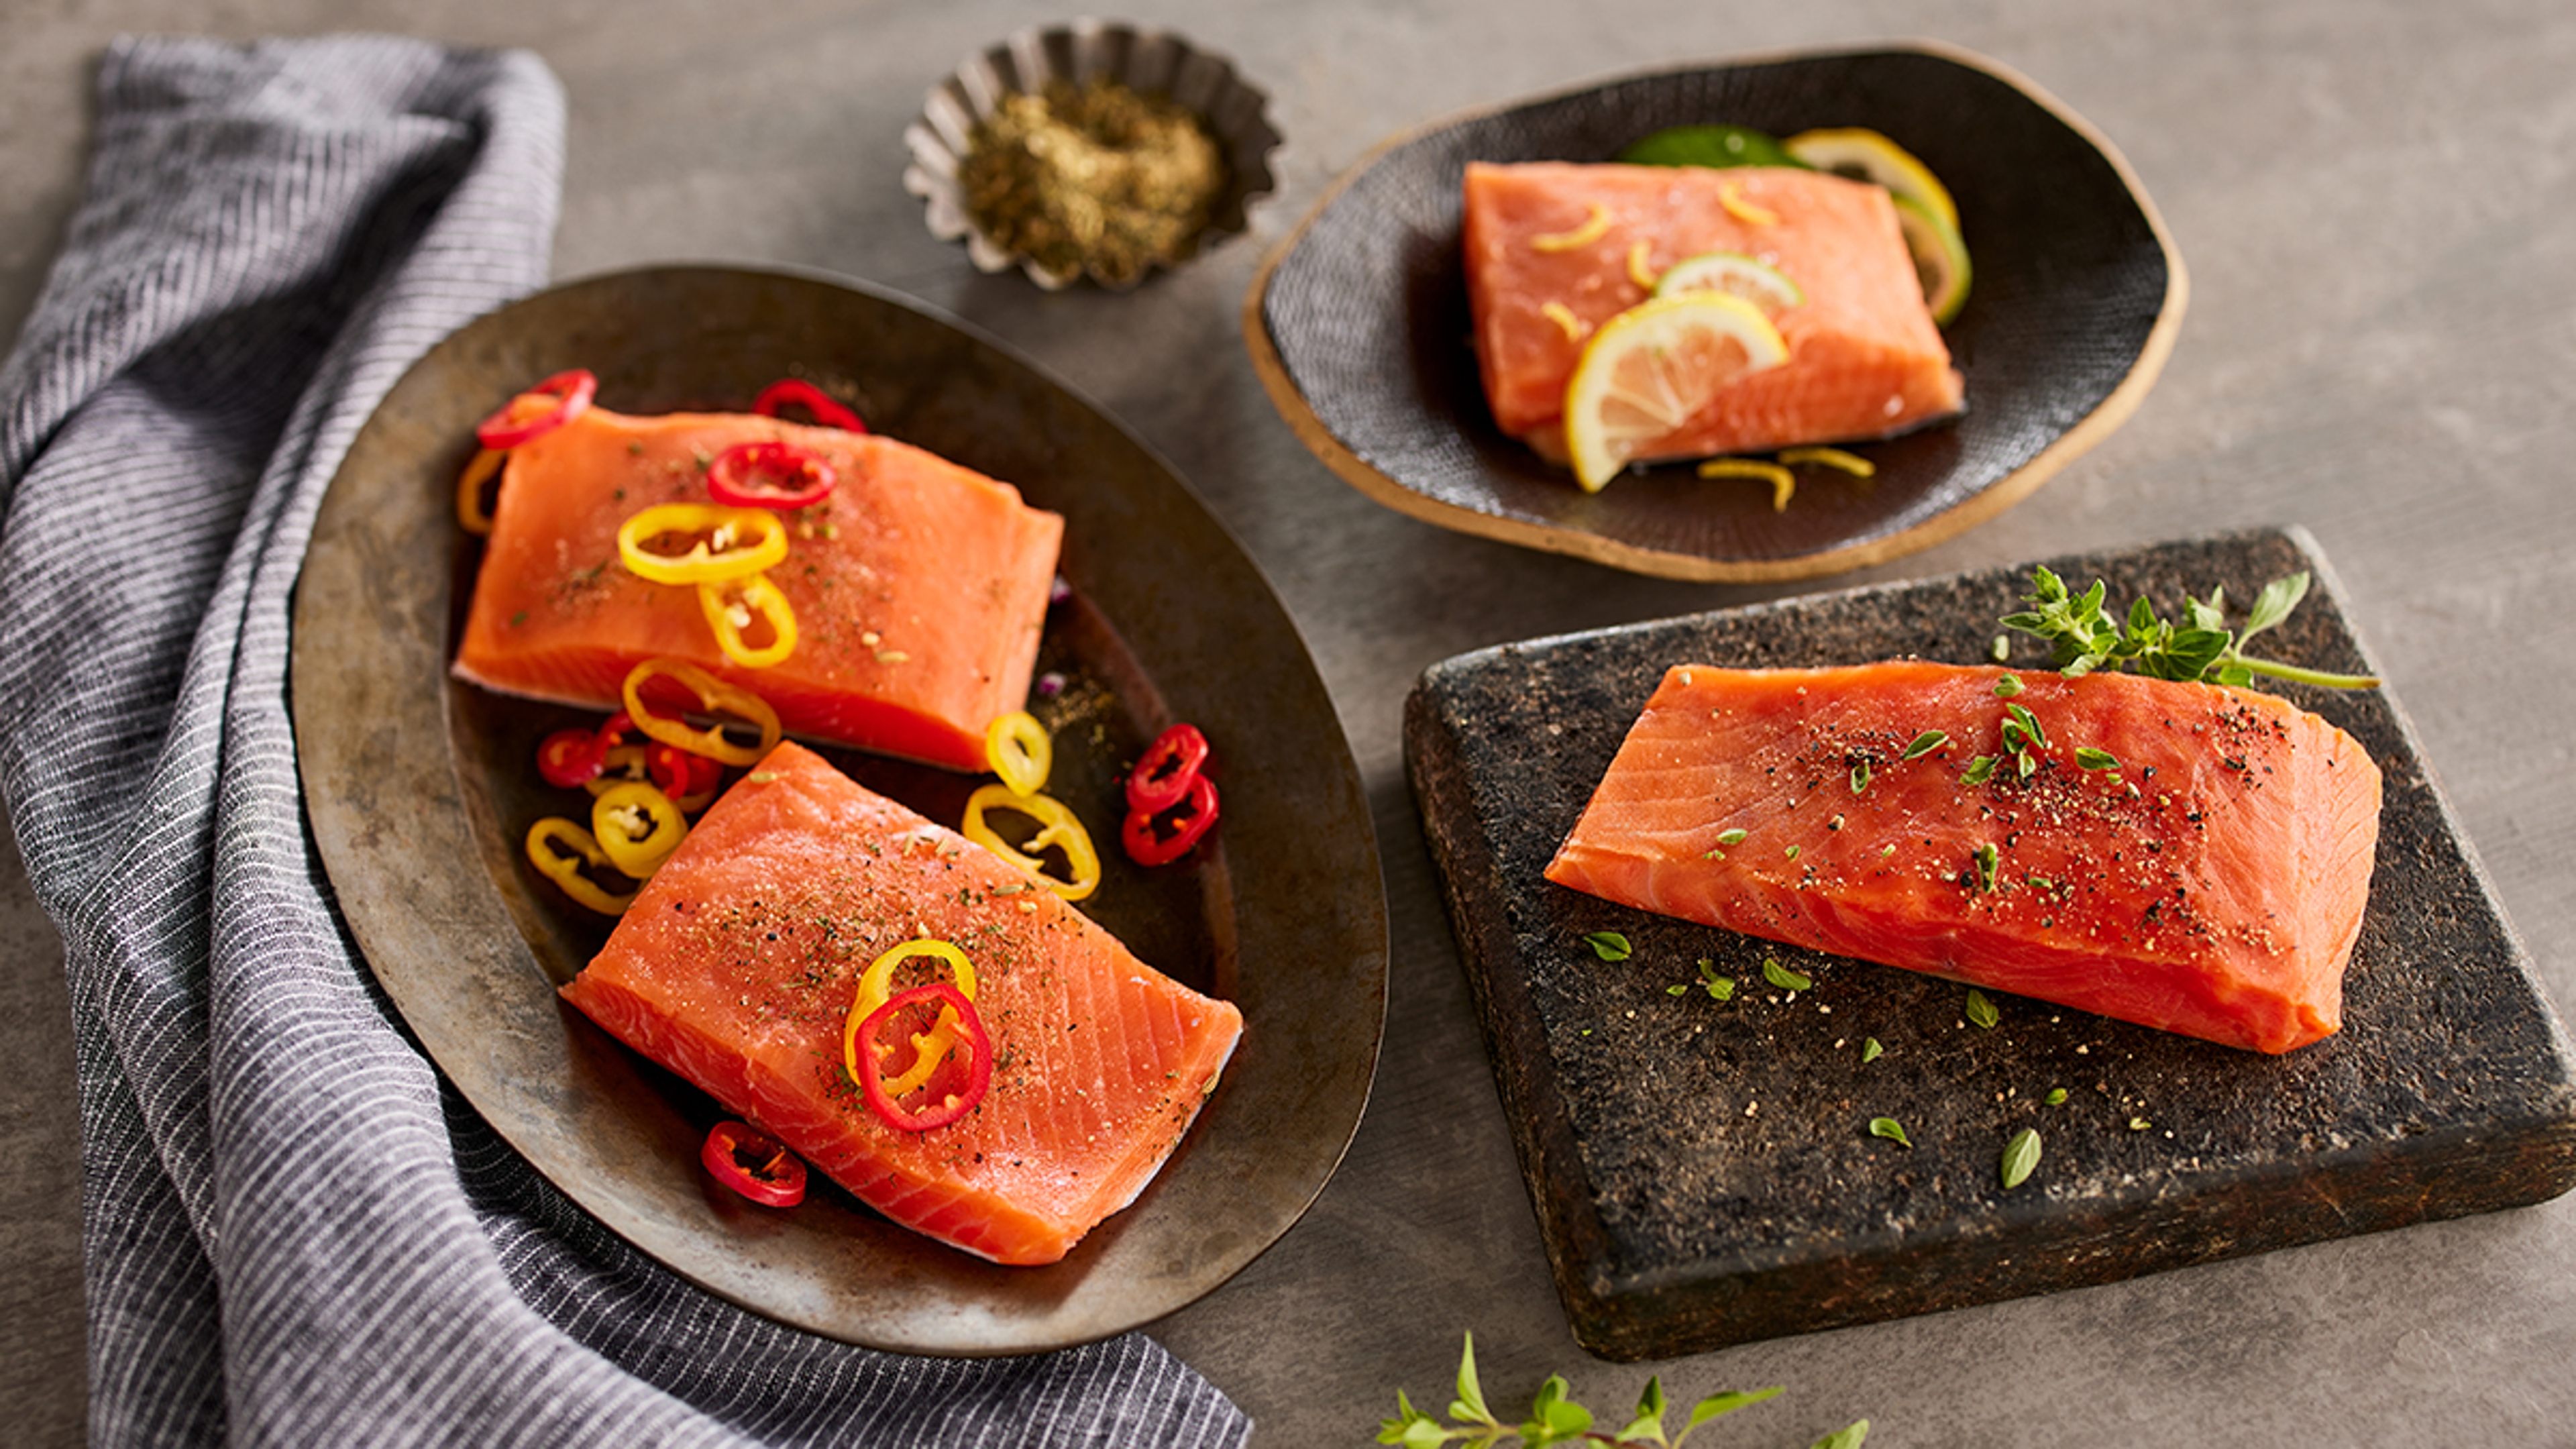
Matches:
[[1462, 162, 1964, 462], [1544, 663, 2381, 1053], [559, 742, 1243, 1265], [453, 406, 1063, 771]]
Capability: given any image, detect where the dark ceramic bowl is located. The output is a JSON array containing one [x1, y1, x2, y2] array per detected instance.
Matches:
[[1248, 42, 2188, 581], [294, 265, 1385, 1354]]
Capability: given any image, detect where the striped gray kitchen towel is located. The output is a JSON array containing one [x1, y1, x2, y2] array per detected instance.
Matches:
[[0, 35, 1248, 1449]]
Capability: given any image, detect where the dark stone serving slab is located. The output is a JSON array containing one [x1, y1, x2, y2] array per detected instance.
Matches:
[[1403, 526, 2576, 1361]]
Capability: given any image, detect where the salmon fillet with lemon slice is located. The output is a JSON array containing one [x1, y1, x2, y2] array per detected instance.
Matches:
[[558, 741, 1244, 1265], [452, 405, 1062, 771], [1544, 662, 2381, 1054], [1462, 161, 1964, 472]]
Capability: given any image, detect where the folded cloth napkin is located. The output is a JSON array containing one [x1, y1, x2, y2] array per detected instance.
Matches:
[[0, 35, 1248, 1448]]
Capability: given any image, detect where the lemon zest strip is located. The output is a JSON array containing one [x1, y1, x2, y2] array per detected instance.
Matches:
[[1719, 181, 1780, 227], [1540, 301, 1589, 343], [1778, 445, 1878, 478], [1530, 203, 1614, 252], [1697, 458, 1798, 511], [1625, 241, 1658, 290]]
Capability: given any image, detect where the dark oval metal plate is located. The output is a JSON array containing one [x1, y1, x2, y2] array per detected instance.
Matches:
[[292, 264, 1387, 1355], [1247, 41, 2188, 582]]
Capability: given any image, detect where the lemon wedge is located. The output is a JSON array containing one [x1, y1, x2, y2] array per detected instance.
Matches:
[[1562, 292, 1790, 492], [1652, 250, 1806, 318], [1781, 127, 1959, 232], [1890, 194, 1972, 325]]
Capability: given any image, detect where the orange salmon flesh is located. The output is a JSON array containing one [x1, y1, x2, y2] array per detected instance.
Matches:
[[559, 741, 1243, 1265], [1462, 162, 1965, 463], [452, 406, 1063, 771], [1544, 663, 2381, 1054]]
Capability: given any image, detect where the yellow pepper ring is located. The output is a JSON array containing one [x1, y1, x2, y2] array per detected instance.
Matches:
[[615, 502, 790, 586], [524, 817, 636, 915], [696, 572, 799, 669], [983, 710, 1052, 796], [590, 780, 688, 878], [960, 784, 1101, 902], [621, 657, 782, 768], [584, 743, 651, 794], [454, 447, 505, 536], [845, 939, 981, 1099]]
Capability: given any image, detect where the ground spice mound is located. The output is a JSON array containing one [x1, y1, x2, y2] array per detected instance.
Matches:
[[960, 79, 1227, 284]]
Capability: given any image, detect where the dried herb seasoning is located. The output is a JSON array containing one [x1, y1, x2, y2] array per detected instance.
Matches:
[[959, 79, 1228, 284]]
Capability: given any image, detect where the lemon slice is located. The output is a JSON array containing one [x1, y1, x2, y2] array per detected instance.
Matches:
[[1652, 250, 1806, 317], [1891, 194, 1972, 325], [1562, 292, 1790, 492], [1781, 127, 1959, 232]]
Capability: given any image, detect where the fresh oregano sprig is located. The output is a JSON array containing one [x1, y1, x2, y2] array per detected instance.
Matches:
[[2000, 566, 2378, 690], [1379, 1334, 1868, 1447]]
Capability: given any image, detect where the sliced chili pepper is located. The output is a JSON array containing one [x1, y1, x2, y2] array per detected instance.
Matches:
[[646, 743, 725, 809], [536, 726, 610, 788], [850, 982, 991, 1133], [616, 502, 790, 586], [1122, 772, 1220, 867], [621, 658, 782, 768], [705, 439, 837, 510], [751, 378, 867, 433], [475, 368, 597, 449], [591, 780, 688, 877], [700, 1120, 807, 1208], [696, 571, 799, 669], [1125, 722, 1210, 814], [455, 447, 506, 536], [844, 939, 981, 1099], [961, 785, 1102, 901], [524, 817, 636, 914], [984, 710, 1053, 797]]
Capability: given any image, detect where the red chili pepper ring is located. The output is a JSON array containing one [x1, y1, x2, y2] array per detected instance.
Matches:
[[751, 378, 867, 433], [853, 981, 992, 1133], [475, 368, 598, 449], [701, 1120, 808, 1208], [1122, 771, 1220, 867], [1126, 722, 1211, 814], [706, 439, 837, 510]]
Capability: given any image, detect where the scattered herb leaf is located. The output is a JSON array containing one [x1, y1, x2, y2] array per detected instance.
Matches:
[[2000, 1127, 2042, 1188], [1862, 1037, 1884, 1063], [1965, 988, 2000, 1029], [1582, 931, 1631, 962], [1379, 1335, 1843, 1447], [1961, 755, 1997, 786], [1716, 828, 1750, 846], [1763, 957, 1812, 991], [1869, 1116, 1912, 1148], [1972, 842, 2000, 894], [2075, 747, 2121, 771], [2045, 1087, 2069, 1106], [1901, 729, 1949, 760], [1992, 674, 2023, 698], [2129, 1116, 2153, 1132], [1699, 959, 1737, 1001], [1849, 761, 1872, 794]]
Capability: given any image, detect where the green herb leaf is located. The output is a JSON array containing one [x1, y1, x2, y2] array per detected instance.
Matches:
[[1521, 1374, 1592, 1442], [2002, 566, 2377, 689], [2045, 1087, 2069, 1106], [2001, 1126, 2042, 1188], [2129, 1116, 2153, 1131], [1960, 755, 1997, 786], [1763, 957, 1812, 991], [1686, 1386, 1785, 1430], [1849, 761, 1872, 794], [1973, 842, 2000, 894], [1901, 729, 1949, 760], [1869, 1116, 1913, 1148], [1992, 673, 2023, 698], [2075, 747, 2121, 771], [1965, 988, 2000, 1028], [1700, 959, 1738, 1002], [1810, 1421, 1872, 1449], [1862, 1036, 1884, 1063], [1666, 983, 1690, 996], [1450, 1332, 1493, 1424], [1582, 931, 1631, 962], [1616, 1375, 1669, 1443], [1715, 828, 1750, 846]]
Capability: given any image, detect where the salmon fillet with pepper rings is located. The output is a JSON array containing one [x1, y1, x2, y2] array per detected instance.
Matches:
[[452, 404, 1062, 772], [559, 741, 1244, 1265], [1545, 663, 2381, 1054]]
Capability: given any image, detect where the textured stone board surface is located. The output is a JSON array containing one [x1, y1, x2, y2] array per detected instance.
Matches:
[[1406, 528, 2576, 1359]]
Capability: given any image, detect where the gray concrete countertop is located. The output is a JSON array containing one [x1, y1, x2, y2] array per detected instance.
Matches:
[[7, 3, 2573, 1445]]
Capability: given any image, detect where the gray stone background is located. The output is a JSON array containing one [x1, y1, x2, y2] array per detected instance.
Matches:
[[5, 1, 2573, 1445]]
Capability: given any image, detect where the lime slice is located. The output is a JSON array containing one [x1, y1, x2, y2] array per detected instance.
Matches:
[[1562, 292, 1791, 492], [1652, 250, 1806, 317], [1891, 193, 1972, 325], [1617, 124, 1803, 170], [1781, 127, 1960, 232]]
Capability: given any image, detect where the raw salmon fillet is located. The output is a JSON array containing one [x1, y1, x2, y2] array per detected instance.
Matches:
[[1462, 162, 1965, 463], [452, 405, 1063, 771], [558, 741, 1243, 1265], [1544, 662, 2381, 1053]]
